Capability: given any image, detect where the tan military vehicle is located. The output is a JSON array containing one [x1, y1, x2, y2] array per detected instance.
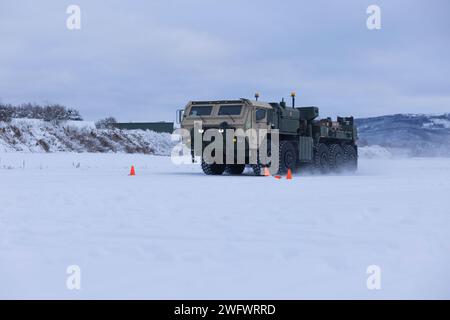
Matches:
[[178, 96, 357, 175]]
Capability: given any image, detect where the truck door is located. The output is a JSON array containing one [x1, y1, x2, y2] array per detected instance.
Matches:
[[254, 108, 267, 132]]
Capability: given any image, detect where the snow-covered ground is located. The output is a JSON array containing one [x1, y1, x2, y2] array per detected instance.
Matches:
[[0, 152, 449, 299]]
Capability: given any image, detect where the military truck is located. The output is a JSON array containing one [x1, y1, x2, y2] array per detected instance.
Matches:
[[178, 95, 357, 175]]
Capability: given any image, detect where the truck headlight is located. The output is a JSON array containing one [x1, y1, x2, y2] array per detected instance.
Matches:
[[198, 129, 204, 133], [218, 129, 224, 133]]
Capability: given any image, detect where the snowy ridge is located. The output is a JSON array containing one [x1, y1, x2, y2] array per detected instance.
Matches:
[[0, 119, 175, 155], [356, 113, 450, 157]]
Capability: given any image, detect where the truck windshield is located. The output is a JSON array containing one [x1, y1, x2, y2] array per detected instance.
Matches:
[[189, 106, 213, 116], [218, 105, 242, 116]]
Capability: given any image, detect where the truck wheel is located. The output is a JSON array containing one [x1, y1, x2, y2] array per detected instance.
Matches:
[[201, 160, 226, 175], [314, 143, 331, 174], [329, 144, 344, 172], [278, 141, 297, 175], [343, 144, 358, 172], [251, 164, 262, 176], [225, 164, 245, 175]]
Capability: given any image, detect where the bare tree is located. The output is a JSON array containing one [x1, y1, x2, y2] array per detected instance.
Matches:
[[96, 117, 117, 129]]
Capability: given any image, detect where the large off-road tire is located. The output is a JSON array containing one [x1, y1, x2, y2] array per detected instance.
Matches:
[[329, 144, 345, 172], [224, 164, 245, 175], [314, 143, 331, 174], [201, 160, 226, 175], [343, 144, 358, 172], [277, 141, 297, 175], [251, 164, 262, 176]]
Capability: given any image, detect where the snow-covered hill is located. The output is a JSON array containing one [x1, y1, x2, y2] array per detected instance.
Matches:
[[356, 113, 450, 156], [0, 119, 175, 155]]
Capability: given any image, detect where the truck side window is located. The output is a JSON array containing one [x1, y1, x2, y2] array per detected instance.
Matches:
[[256, 109, 266, 121], [189, 106, 213, 116]]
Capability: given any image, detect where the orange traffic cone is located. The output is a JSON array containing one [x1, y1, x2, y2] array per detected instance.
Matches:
[[129, 165, 136, 176], [286, 169, 292, 180], [264, 167, 270, 176]]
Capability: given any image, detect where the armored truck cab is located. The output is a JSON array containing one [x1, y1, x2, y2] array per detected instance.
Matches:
[[179, 98, 357, 175]]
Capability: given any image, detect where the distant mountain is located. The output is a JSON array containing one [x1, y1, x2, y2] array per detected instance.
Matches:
[[356, 113, 450, 156]]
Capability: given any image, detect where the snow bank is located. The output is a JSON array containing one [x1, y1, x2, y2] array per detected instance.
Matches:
[[0, 119, 175, 155]]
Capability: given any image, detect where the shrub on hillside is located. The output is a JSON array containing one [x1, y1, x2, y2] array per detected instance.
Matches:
[[95, 117, 117, 129], [0, 103, 83, 122]]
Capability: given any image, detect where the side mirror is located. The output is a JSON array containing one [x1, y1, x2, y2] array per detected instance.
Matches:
[[176, 109, 184, 124]]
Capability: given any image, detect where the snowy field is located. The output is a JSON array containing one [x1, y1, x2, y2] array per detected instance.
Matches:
[[0, 152, 449, 299]]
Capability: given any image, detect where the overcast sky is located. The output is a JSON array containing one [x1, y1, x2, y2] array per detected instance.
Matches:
[[0, 0, 449, 121]]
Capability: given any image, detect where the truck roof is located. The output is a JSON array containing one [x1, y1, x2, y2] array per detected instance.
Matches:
[[190, 99, 273, 109]]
